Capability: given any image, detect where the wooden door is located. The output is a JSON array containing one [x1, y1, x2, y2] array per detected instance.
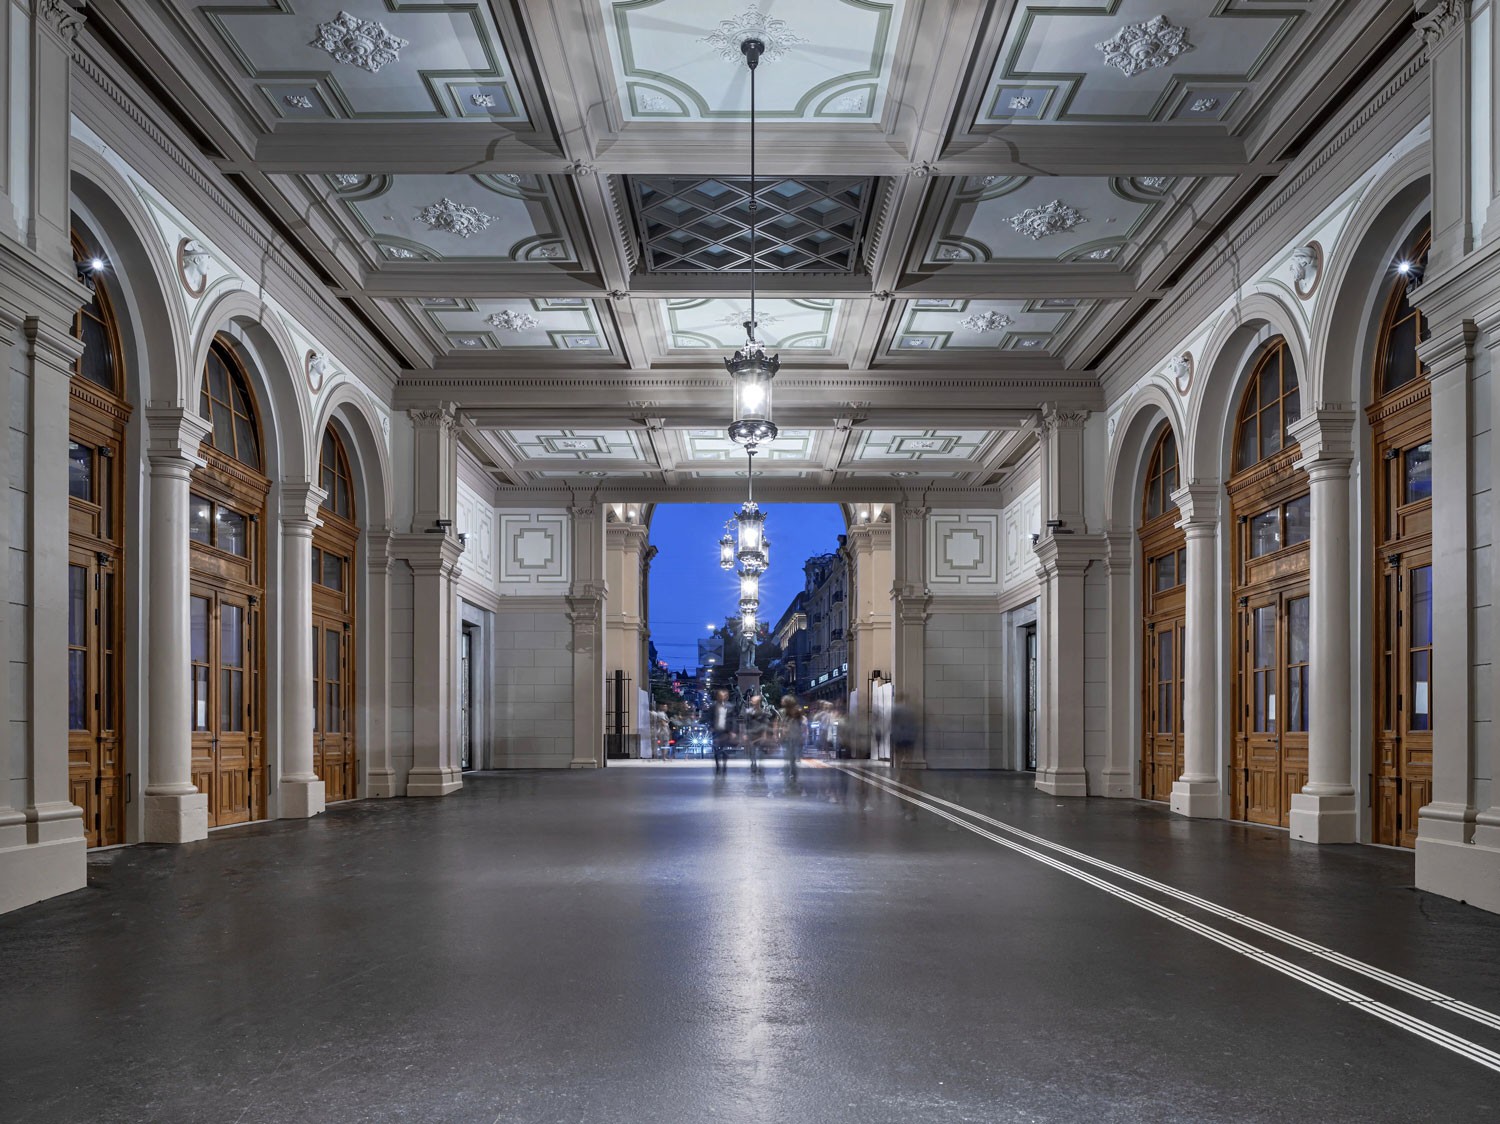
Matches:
[[190, 585, 263, 827], [1374, 553, 1434, 846], [1234, 589, 1310, 827], [313, 616, 355, 801], [1145, 617, 1185, 801], [67, 546, 125, 847]]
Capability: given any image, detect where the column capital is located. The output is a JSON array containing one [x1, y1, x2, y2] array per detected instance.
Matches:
[[145, 407, 212, 471], [1290, 406, 1357, 472], [1415, 0, 1469, 55], [606, 520, 650, 551], [1039, 405, 1091, 433], [1034, 532, 1106, 577], [36, 0, 86, 44], [390, 531, 465, 576], [366, 528, 392, 575], [407, 405, 458, 432], [1170, 482, 1220, 529], [1420, 320, 1478, 381], [23, 315, 84, 375], [1103, 528, 1135, 573], [280, 481, 328, 530]]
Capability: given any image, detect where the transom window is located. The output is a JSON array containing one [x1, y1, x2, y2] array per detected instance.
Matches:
[[319, 428, 354, 520], [1142, 427, 1180, 521], [70, 223, 122, 394], [1378, 225, 1431, 397], [1234, 339, 1301, 472], [189, 494, 251, 557], [1152, 547, 1187, 592], [1246, 495, 1311, 558], [199, 339, 262, 471]]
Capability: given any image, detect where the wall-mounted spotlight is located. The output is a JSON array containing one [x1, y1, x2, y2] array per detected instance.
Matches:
[[75, 257, 105, 289], [457, 532, 468, 548], [1030, 532, 1040, 547], [1046, 519, 1064, 530], [430, 518, 453, 534]]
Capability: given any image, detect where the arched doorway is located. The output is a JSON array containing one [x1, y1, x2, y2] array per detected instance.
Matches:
[[1368, 222, 1432, 847], [313, 426, 359, 801], [67, 219, 132, 847], [189, 337, 269, 827], [1228, 338, 1310, 827], [1138, 425, 1184, 801]]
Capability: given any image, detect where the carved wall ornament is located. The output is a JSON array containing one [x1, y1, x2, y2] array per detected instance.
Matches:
[[871, 290, 894, 302], [1169, 351, 1194, 395], [408, 408, 457, 431], [607, 289, 630, 301], [176, 238, 211, 298], [960, 311, 1013, 333], [1042, 407, 1090, 431], [417, 197, 494, 238], [1288, 240, 1323, 299], [1416, 0, 1466, 51], [1096, 15, 1191, 77], [909, 162, 937, 178], [570, 160, 596, 176], [701, 5, 805, 63], [304, 350, 336, 394], [1009, 199, 1087, 240], [310, 11, 409, 74], [486, 310, 540, 332], [39, 0, 85, 40]]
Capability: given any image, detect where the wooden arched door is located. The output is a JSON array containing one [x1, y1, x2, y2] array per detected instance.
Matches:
[[1139, 425, 1185, 801], [189, 338, 269, 827], [1367, 224, 1432, 847], [67, 221, 132, 847], [1228, 339, 1310, 827], [313, 427, 358, 801]]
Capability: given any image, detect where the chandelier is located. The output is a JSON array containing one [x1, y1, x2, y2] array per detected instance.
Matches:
[[724, 36, 779, 450]]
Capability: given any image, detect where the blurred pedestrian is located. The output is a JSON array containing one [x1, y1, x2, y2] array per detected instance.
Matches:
[[780, 695, 804, 776], [711, 689, 733, 771]]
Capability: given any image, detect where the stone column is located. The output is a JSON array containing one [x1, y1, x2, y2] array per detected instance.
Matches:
[[1288, 408, 1359, 842], [1416, 324, 1482, 890], [364, 529, 396, 799], [605, 517, 649, 757], [1170, 483, 1223, 818], [143, 407, 214, 841], [569, 504, 607, 769], [846, 513, 894, 717], [278, 482, 327, 819], [1101, 529, 1136, 797], [891, 502, 929, 768]]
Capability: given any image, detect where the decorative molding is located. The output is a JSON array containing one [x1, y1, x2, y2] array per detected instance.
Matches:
[[310, 11, 408, 74], [959, 311, 1013, 333], [1009, 200, 1087, 241], [1041, 406, 1090, 431], [486, 310, 541, 332], [570, 160, 596, 177], [283, 95, 315, 110], [417, 198, 493, 239], [176, 238, 209, 297], [1095, 15, 1191, 78], [909, 162, 937, 179], [39, 0, 84, 41], [1415, 0, 1467, 52], [1189, 97, 1219, 113], [701, 5, 805, 64], [408, 408, 458, 432]]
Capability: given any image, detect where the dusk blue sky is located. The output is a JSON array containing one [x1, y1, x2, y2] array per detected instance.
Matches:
[[647, 503, 846, 671]]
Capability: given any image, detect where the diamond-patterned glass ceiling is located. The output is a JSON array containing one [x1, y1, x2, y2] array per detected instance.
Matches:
[[628, 176, 874, 272]]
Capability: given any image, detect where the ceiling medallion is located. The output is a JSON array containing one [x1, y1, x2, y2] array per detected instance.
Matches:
[[310, 11, 409, 75], [959, 311, 1013, 333], [417, 197, 494, 238], [486, 310, 540, 331], [719, 309, 779, 328], [1008, 200, 1087, 240], [1095, 15, 1191, 78], [701, 6, 803, 64]]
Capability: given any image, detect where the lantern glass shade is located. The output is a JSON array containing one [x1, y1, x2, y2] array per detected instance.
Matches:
[[718, 533, 735, 570], [725, 344, 779, 447], [735, 502, 767, 571], [741, 608, 757, 632], [739, 570, 759, 602]]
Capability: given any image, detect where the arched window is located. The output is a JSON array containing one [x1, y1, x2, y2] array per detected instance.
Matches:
[[1233, 339, 1301, 472], [1376, 226, 1431, 397], [70, 222, 123, 394], [319, 427, 355, 521], [1142, 427, 1179, 521], [199, 338, 262, 472]]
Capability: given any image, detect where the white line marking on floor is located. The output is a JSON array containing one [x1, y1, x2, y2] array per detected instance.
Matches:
[[825, 763, 1500, 1075]]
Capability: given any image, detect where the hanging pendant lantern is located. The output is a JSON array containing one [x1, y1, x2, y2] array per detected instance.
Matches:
[[739, 569, 760, 604], [718, 531, 736, 570], [735, 501, 767, 573]]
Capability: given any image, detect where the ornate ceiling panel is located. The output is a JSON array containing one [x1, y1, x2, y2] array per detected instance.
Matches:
[[500, 429, 652, 462], [407, 298, 608, 353], [975, 1, 1304, 127], [678, 428, 819, 462], [197, 1, 529, 124], [600, 0, 907, 122], [888, 298, 1090, 355], [918, 175, 1193, 267], [662, 298, 841, 351], [328, 174, 578, 264], [848, 429, 994, 463], [628, 176, 874, 273]]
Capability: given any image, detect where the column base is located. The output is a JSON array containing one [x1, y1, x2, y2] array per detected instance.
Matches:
[[1036, 769, 1088, 797], [366, 769, 398, 799], [0, 809, 87, 915], [406, 767, 463, 797], [1169, 779, 1221, 819], [279, 777, 326, 819], [143, 791, 209, 843], [1101, 768, 1135, 798], [1416, 833, 1500, 915], [570, 759, 601, 770], [1288, 790, 1357, 843]]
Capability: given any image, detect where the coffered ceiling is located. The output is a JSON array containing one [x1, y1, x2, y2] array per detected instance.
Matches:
[[94, 0, 1411, 492]]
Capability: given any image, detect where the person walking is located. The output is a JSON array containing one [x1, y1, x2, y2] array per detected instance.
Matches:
[[711, 690, 733, 771], [743, 693, 769, 773], [780, 695, 804, 776]]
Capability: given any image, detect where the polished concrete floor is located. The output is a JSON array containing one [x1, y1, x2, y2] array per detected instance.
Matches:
[[4, 763, 1500, 1123]]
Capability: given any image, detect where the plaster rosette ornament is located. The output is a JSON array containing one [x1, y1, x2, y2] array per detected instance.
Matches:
[[701, 5, 804, 63], [176, 238, 211, 297], [486, 310, 540, 332], [1288, 241, 1323, 299], [1169, 352, 1194, 396], [959, 311, 1013, 333], [1095, 15, 1191, 78], [1009, 199, 1087, 240], [310, 10, 409, 74], [417, 198, 493, 238], [305, 350, 336, 394]]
